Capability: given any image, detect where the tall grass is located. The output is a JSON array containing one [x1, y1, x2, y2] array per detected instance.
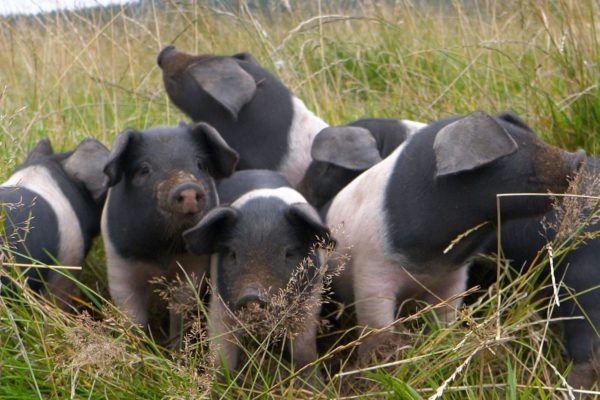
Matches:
[[1, 0, 600, 398]]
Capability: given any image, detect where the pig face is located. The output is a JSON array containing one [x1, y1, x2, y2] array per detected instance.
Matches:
[[156, 46, 329, 185], [430, 112, 586, 220], [103, 122, 238, 260], [183, 192, 330, 312]]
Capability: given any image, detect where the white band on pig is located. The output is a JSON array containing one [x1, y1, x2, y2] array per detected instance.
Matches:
[[400, 120, 427, 135], [3, 165, 84, 266], [232, 187, 307, 209], [277, 97, 329, 188]]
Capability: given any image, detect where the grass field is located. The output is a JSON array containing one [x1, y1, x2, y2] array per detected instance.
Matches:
[[1, 0, 600, 398]]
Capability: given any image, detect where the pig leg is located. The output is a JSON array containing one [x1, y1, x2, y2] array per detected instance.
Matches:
[[45, 269, 80, 311], [422, 264, 469, 325], [209, 293, 240, 372], [106, 256, 154, 329], [289, 302, 320, 368], [353, 253, 415, 361]]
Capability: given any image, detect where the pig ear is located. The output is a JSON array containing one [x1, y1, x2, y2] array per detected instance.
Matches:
[[183, 207, 238, 255], [104, 129, 136, 187], [433, 111, 518, 177], [312, 126, 382, 171], [495, 111, 534, 132], [25, 137, 54, 162], [62, 138, 110, 201], [286, 203, 331, 242], [191, 122, 239, 179], [187, 57, 257, 119]]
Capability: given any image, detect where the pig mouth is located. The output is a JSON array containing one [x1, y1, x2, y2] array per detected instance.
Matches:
[[155, 171, 216, 233]]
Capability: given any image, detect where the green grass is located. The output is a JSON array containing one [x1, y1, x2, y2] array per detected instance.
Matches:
[[1, 0, 600, 398]]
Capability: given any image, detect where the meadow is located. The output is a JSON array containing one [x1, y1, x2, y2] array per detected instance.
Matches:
[[1, 0, 600, 398]]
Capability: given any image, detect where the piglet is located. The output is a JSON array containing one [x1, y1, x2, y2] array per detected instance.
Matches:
[[1, 137, 109, 308], [297, 118, 426, 208], [183, 170, 331, 373], [324, 111, 585, 359], [101, 122, 238, 338], [157, 46, 328, 187], [486, 153, 600, 389]]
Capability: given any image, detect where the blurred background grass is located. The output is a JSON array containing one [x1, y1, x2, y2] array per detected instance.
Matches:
[[1, 0, 599, 398]]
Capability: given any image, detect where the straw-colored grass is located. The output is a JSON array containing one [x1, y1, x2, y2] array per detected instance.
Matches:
[[1, 1, 600, 398]]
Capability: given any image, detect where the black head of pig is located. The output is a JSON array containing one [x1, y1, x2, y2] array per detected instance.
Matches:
[[103, 122, 238, 261], [156, 46, 302, 173], [1, 137, 109, 293], [298, 125, 383, 208], [385, 111, 586, 266], [157, 45, 258, 121], [18, 137, 110, 204], [297, 118, 425, 208], [431, 111, 586, 218], [182, 189, 330, 312]]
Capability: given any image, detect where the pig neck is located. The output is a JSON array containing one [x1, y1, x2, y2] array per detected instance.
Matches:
[[3, 165, 85, 265], [277, 96, 328, 188]]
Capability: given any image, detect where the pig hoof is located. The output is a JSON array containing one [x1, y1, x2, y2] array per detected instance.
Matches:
[[568, 361, 599, 391], [357, 331, 411, 366]]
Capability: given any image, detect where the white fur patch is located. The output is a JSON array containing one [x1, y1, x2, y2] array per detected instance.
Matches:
[[231, 187, 307, 209], [400, 119, 427, 135], [3, 165, 84, 266], [277, 97, 329, 188]]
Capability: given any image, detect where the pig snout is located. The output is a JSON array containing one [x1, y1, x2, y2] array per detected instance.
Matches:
[[235, 284, 267, 311], [170, 182, 206, 215], [534, 145, 587, 193]]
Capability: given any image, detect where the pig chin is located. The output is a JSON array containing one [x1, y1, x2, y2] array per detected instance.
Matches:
[[162, 208, 206, 236]]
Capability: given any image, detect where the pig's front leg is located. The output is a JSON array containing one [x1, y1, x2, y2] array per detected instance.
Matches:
[[289, 301, 320, 370], [423, 264, 469, 326], [106, 253, 155, 329], [353, 253, 409, 362], [209, 294, 240, 372]]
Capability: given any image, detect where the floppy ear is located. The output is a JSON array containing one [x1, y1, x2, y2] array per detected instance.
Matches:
[[190, 122, 239, 179], [433, 111, 518, 177], [62, 138, 110, 201], [286, 202, 332, 243], [104, 130, 136, 187], [312, 126, 382, 170], [25, 137, 54, 162], [187, 57, 257, 119], [183, 207, 238, 255]]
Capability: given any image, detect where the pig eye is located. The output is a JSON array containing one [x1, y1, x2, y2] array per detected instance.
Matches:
[[132, 162, 152, 183], [219, 246, 236, 262]]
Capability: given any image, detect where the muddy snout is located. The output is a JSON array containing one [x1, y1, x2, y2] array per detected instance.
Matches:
[[170, 182, 207, 215], [234, 284, 268, 311], [570, 149, 587, 174], [534, 146, 587, 193]]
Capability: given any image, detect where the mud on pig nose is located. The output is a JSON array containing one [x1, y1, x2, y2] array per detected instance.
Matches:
[[235, 285, 267, 311], [171, 182, 206, 215]]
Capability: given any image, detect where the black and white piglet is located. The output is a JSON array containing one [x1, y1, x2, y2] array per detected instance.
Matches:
[[157, 46, 328, 187], [297, 118, 426, 208], [183, 170, 330, 372], [325, 111, 585, 359], [1, 137, 109, 307], [101, 122, 238, 337], [483, 154, 600, 389]]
